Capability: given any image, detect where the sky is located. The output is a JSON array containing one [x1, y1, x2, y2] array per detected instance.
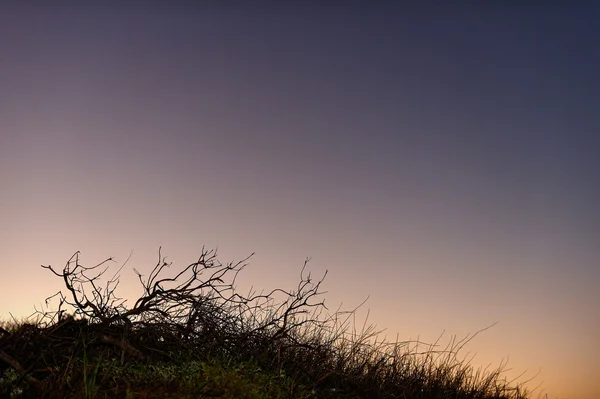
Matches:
[[1, 4, 599, 398]]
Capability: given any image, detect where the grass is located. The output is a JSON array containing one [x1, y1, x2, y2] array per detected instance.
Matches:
[[0, 249, 536, 398]]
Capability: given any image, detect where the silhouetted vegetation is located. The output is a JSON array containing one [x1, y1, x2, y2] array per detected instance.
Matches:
[[0, 248, 534, 398]]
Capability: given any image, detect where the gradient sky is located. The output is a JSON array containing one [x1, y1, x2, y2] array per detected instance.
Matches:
[[1, 4, 599, 398]]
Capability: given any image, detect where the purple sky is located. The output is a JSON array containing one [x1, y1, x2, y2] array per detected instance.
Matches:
[[1, 4, 599, 398]]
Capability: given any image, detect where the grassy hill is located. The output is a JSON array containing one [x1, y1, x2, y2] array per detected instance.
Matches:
[[0, 249, 531, 398]]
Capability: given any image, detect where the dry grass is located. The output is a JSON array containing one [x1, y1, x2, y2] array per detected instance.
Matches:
[[0, 248, 535, 398]]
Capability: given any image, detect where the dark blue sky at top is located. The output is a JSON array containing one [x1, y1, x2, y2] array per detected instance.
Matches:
[[2, 3, 599, 253], [4, 6, 598, 153], [5, 4, 600, 231]]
